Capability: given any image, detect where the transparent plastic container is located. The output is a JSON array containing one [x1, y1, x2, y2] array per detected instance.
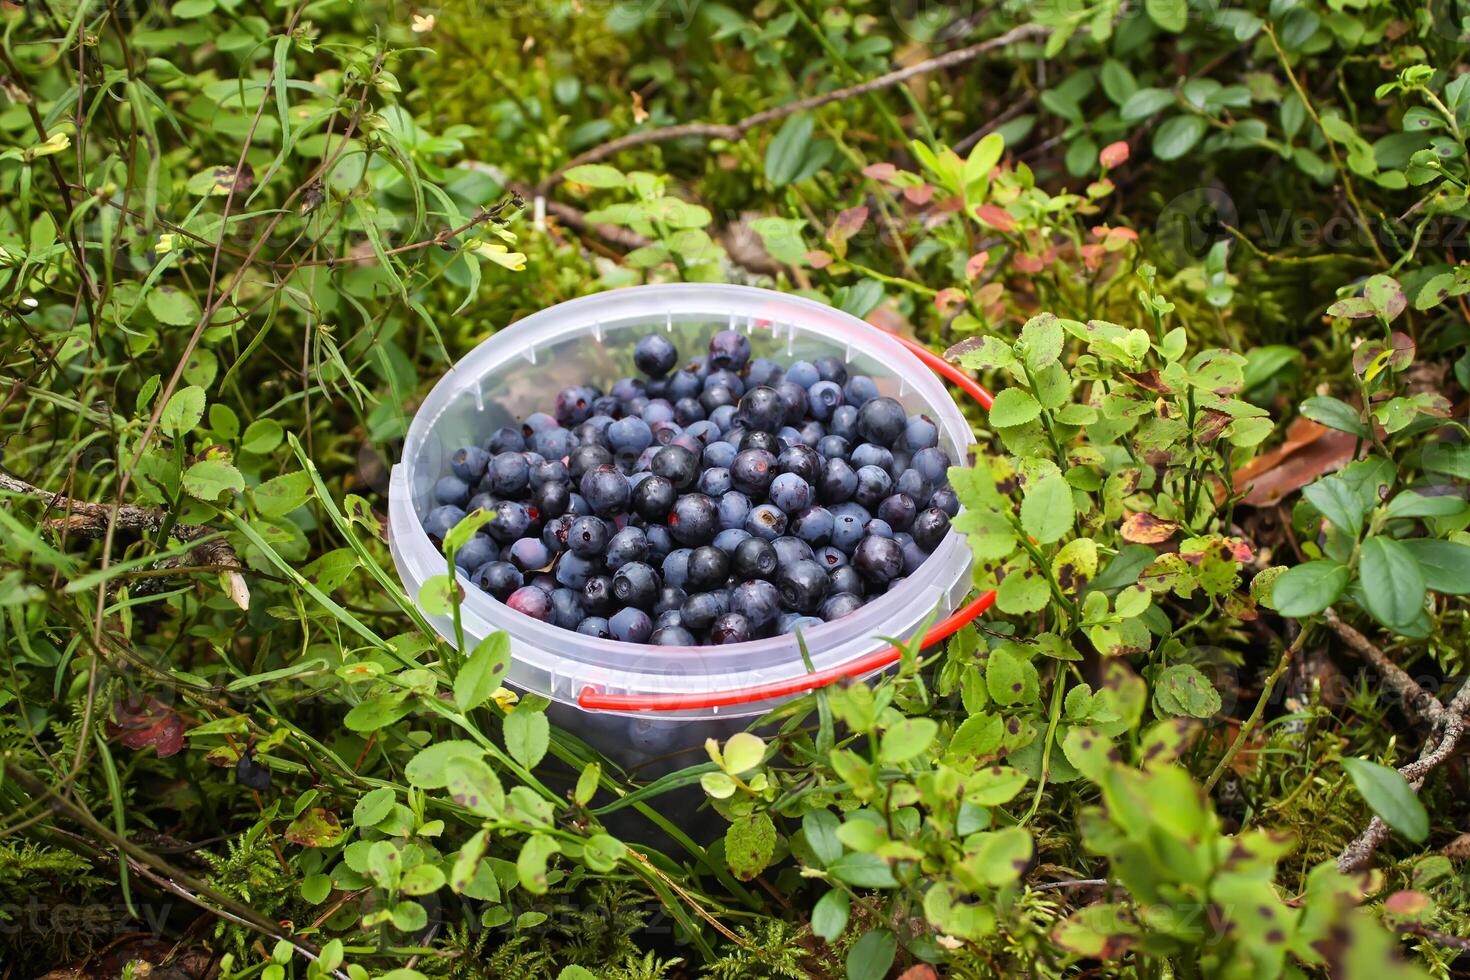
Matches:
[[387, 284, 975, 755]]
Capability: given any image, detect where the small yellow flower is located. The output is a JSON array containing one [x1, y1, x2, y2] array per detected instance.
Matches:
[[156, 233, 176, 255], [490, 686, 519, 711], [411, 13, 435, 32], [29, 131, 71, 159], [474, 241, 527, 272]]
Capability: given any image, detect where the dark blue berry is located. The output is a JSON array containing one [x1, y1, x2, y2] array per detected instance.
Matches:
[[486, 426, 525, 454], [451, 446, 490, 481], [731, 449, 775, 496], [708, 329, 752, 370], [424, 504, 467, 540], [710, 612, 752, 644], [661, 548, 693, 590], [733, 537, 779, 579], [687, 545, 730, 590], [554, 384, 598, 426], [792, 506, 835, 545], [454, 533, 497, 570], [549, 588, 585, 629], [435, 475, 471, 507], [777, 559, 829, 614], [807, 380, 844, 421], [853, 535, 904, 588], [609, 607, 653, 643], [681, 591, 728, 631], [580, 464, 630, 515], [769, 472, 813, 514], [844, 375, 879, 406], [567, 516, 609, 557], [730, 579, 781, 628], [654, 586, 688, 615], [635, 334, 678, 377], [746, 503, 788, 541], [650, 625, 696, 645], [830, 566, 864, 596], [737, 386, 785, 433], [878, 493, 917, 531], [669, 493, 719, 546], [854, 465, 894, 509], [819, 592, 864, 621], [470, 560, 522, 599], [652, 445, 698, 490], [555, 553, 596, 589], [577, 617, 612, 638], [508, 536, 553, 572], [819, 458, 858, 503], [912, 508, 951, 551]]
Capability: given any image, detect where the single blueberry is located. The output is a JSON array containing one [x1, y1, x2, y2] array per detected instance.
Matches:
[[454, 533, 497, 570], [451, 446, 491, 482], [769, 472, 814, 514], [582, 575, 616, 616], [819, 591, 864, 621], [634, 334, 679, 377], [698, 466, 732, 496], [730, 449, 776, 497], [712, 527, 753, 554], [555, 552, 597, 589], [854, 464, 894, 509], [710, 612, 752, 644], [853, 535, 904, 588], [434, 475, 471, 507], [508, 536, 553, 572], [771, 536, 815, 565], [486, 426, 525, 454], [777, 558, 830, 614], [792, 506, 836, 545], [609, 606, 653, 643], [708, 329, 752, 370], [774, 380, 809, 426], [506, 585, 553, 621], [912, 507, 952, 551], [807, 380, 845, 421], [580, 464, 630, 515], [669, 493, 719, 546], [829, 566, 864, 597], [567, 516, 609, 557], [651, 445, 699, 490], [736, 386, 785, 433], [613, 561, 661, 609], [661, 549, 693, 590], [566, 444, 613, 483], [631, 474, 676, 523], [929, 486, 960, 517], [844, 375, 880, 406], [819, 458, 858, 503], [785, 360, 819, 388], [877, 493, 918, 531], [747, 357, 784, 387], [471, 560, 523, 599], [654, 585, 688, 615], [732, 537, 779, 580], [650, 625, 696, 646], [577, 616, 612, 638], [687, 545, 730, 590], [549, 588, 585, 629], [745, 503, 788, 541], [424, 504, 467, 540], [730, 580, 782, 628], [681, 591, 728, 631], [606, 526, 650, 569]]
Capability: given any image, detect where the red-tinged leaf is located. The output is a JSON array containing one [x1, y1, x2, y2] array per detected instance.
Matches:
[[1383, 890, 1432, 918], [965, 251, 991, 281], [827, 206, 868, 242], [107, 697, 185, 758], [284, 807, 345, 847], [944, 336, 987, 361], [1122, 369, 1173, 393], [903, 184, 935, 205], [975, 204, 1016, 232], [1015, 253, 1045, 273], [805, 250, 834, 269], [862, 162, 897, 182], [1119, 513, 1180, 544], [1195, 407, 1233, 442], [1080, 243, 1106, 270], [898, 968, 939, 980], [934, 288, 966, 315], [1099, 140, 1130, 168]]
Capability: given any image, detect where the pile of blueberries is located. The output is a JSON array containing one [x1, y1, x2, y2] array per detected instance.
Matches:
[[421, 329, 957, 646]]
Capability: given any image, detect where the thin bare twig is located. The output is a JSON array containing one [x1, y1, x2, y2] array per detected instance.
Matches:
[[1337, 679, 1470, 872], [1324, 608, 1446, 726], [537, 23, 1049, 193]]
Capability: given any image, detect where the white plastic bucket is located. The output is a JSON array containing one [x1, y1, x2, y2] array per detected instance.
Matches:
[[387, 284, 976, 738]]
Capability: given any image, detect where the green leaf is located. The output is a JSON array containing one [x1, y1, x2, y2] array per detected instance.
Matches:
[[765, 113, 816, 187], [1020, 313, 1065, 371], [353, 787, 395, 827], [1020, 474, 1074, 544], [147, 285, 202, 326], [343, 693, 412, 733], [721, 732, 767, 775], [803, 809, 843, 867], [241, 418, 284, 454], [504, 706, 550, 769], [1271, 560, 1349, 618], [253, 470, 312, 518], [1152, 115, 1207, 160], [812, 888, 849, 943], [1399, 540, 1470, 595], [160, 386, 207, 437], [996, 565, 1049, 614], [986, 645, 1038, 705], [845, 929, 896, 980], [965, 765, 1029, 805], [1120, 87, 1177, 122], [1145, 0, 1188, 31], [1342, 757, 1428, 842], [1303, 475, 1367, 536], [725, 812, 776, 881], [562, 164, 626, 188], [404, 740, 484, 789], [1299, 395, 1368, 437], [182, 459, 244, 501], [1153, 664, 1223, 718], [879, 718, 938, 764], [516, 834, 561, 894], [828, 851, 897, 888], [1358, 537, 1425, 630], [454, 632, 511, 711], [1384, 493, 1467, 520], [444, 757, 505, 817], [988, 388, 1042, 428]]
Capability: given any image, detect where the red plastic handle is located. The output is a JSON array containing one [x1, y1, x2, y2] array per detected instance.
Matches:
[[577, 334, 995, 712]]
